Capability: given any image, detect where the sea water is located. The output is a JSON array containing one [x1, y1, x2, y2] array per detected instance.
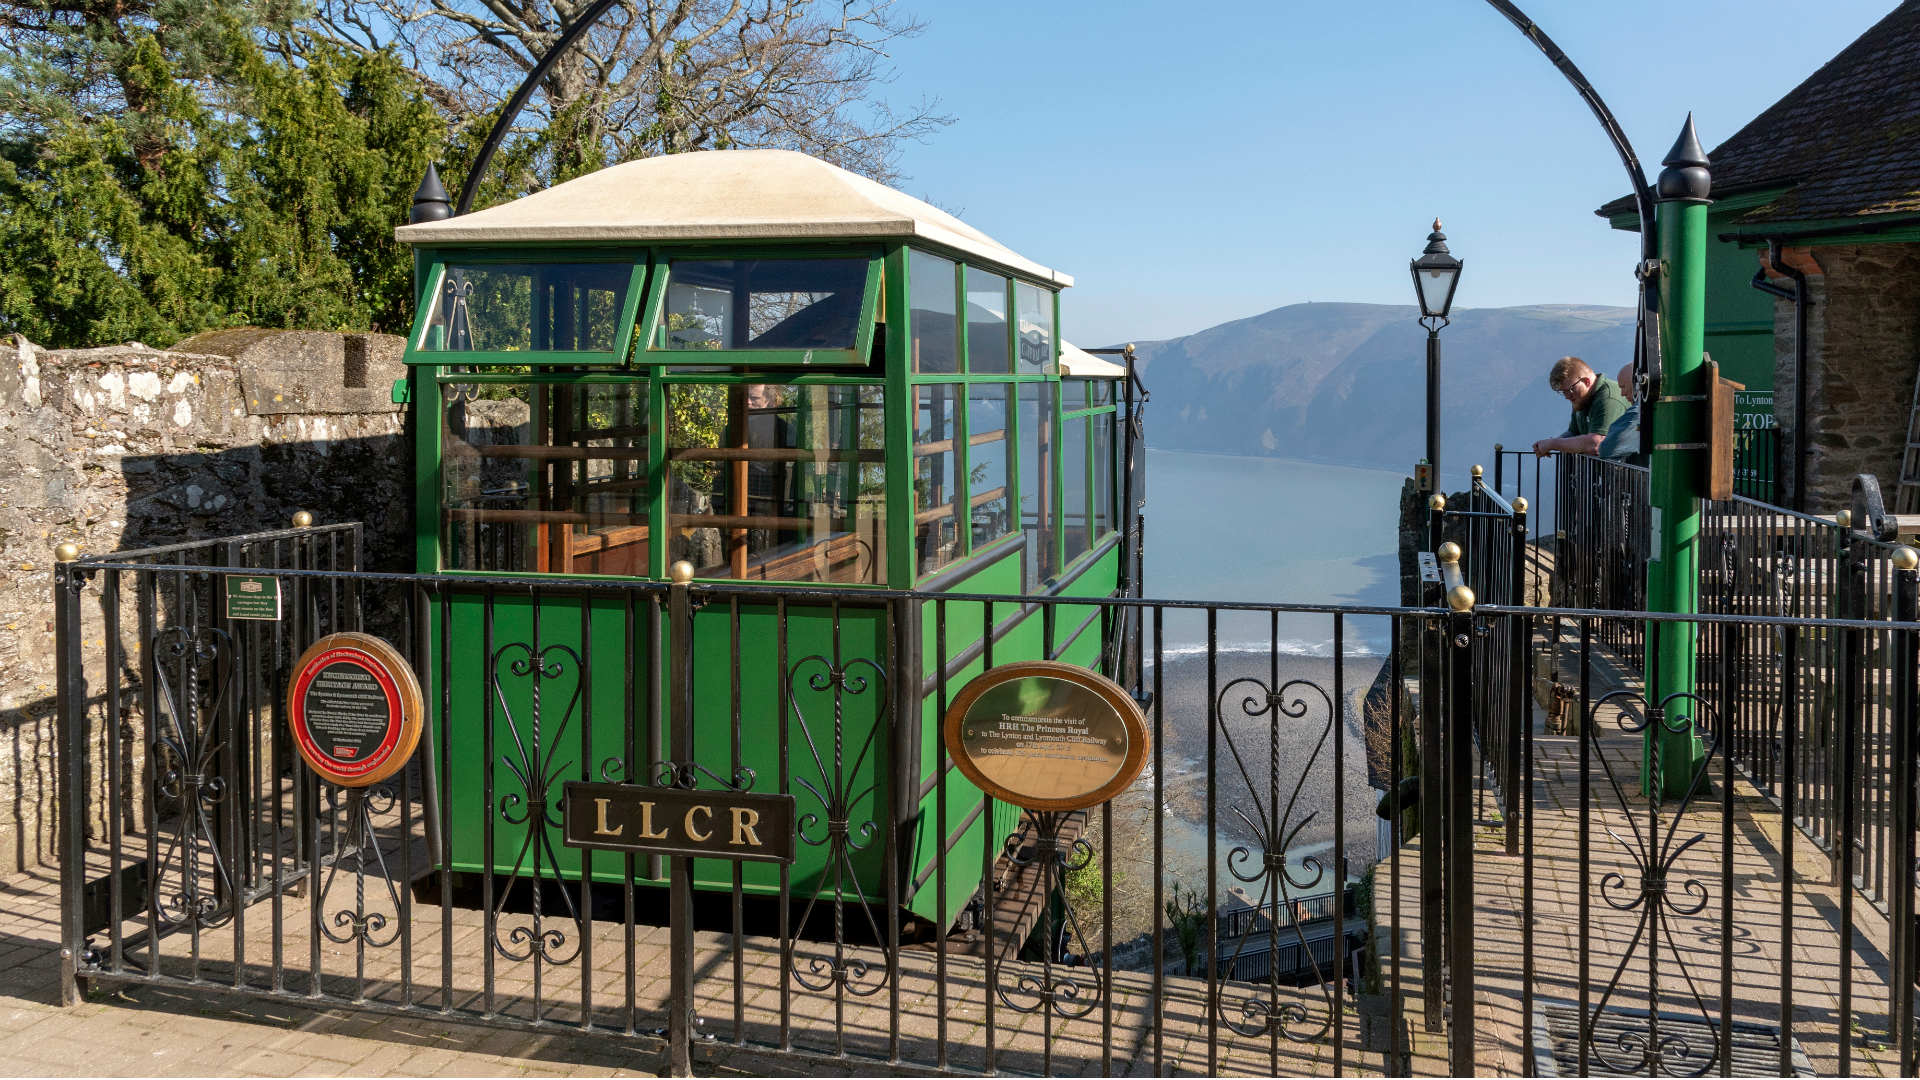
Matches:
[[1100, 450, 1405, 943]]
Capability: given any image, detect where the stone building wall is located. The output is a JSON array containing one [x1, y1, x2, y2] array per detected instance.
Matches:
[[0, 330, 412, 873], [1773, 242, 1920, 512]]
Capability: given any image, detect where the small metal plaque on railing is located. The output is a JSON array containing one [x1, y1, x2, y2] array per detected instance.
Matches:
[[224, 574, 282, 621], [562, 782, 796, 864]]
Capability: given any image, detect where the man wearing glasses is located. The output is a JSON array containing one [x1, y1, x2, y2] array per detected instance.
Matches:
[[1531, 356, 1629, 458]]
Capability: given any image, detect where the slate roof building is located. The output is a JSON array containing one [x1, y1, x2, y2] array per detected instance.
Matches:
[[1600, 0, 1920, 512]]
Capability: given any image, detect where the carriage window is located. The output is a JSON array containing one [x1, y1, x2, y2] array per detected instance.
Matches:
[[665, 382, 886, 583], [441, 381, 650, 574], [910, 250, 958, 373], [1015, 282, 1053, 374], [965, 267, 1010, 374], [915, 384, 962, 575], [419, 263, 632, 353], [969, 384, 1013, 551], [662, 258, 866, 350], [1020, 381, 1056, 588], [1062, 413, 1090, 566], [1093, 410, 1115, 539]]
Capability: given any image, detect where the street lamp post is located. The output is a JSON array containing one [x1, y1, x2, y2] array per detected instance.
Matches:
[[1411, 220, 1464, 486]]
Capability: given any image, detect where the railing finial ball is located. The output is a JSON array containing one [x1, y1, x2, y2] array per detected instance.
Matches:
[[1513, 496, 1529, 515], [669, 560, 696, 584], [292, 510, 315, 528], [1437, 541, 1462, 565], [1471, 464, 1483, 480], [1428, 493, 1447, 512], [1836, 509, 1852, 529], [1446, 584, 1476, 612], [1895, 546, 1920, 572], [53, 541, 80, 563]]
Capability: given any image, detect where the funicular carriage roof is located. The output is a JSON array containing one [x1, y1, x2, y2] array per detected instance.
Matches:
[[394, 148, 1072, 288]]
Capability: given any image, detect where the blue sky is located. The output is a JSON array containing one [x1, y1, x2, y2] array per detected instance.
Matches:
[[880, 1, 1895, 346]]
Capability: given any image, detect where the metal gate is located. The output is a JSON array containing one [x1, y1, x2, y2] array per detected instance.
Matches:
[[48, 522, 1920, 1075]]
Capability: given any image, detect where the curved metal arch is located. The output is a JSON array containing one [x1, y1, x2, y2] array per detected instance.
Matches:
[[1480, 0, 1656, 261], [1480, 0, 1665, 415], [455, 0, 625, 216]]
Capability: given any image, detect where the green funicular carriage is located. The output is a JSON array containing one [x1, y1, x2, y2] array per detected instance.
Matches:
[[397, 148, 1144, 932]]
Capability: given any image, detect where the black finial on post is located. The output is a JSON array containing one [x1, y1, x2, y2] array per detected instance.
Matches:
[[411, 163, 452, 224], [1656, 114, 1711, 203]]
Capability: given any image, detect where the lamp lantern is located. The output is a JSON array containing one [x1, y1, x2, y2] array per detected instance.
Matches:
[[1410, 218, 1464, 320]]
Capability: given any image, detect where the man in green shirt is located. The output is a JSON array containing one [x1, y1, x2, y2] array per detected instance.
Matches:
[[1532, 356, 1629, 456]]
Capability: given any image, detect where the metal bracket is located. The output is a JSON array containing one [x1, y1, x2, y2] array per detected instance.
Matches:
[[1654, 443, 1708, 451]]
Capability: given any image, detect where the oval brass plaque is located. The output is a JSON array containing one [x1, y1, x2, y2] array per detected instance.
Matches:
[[943, 660, 1149, 811], [287, 632, 423, 788]]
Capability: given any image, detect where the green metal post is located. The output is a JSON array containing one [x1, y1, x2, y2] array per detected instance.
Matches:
[[1646, 116, 1711, 796]]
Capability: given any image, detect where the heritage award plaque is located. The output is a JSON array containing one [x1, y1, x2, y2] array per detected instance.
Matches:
[[287, 632, 423, 787], [943, 660, 1149, 811]]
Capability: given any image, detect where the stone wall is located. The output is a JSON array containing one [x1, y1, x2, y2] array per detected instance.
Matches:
[[1772, 243, 1920, 512], [0, 330, 412, 873]]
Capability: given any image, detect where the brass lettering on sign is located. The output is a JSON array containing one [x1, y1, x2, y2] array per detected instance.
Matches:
[[594, 797, 623, 837], [561, 782, 796, 864], [730, 807, 761, 847], [684, 804, 713, 842]]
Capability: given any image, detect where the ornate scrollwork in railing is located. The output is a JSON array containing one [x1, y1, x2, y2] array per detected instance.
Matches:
[[787, 654, 889, 998], [488, 641, 587, 965], [315, 784, 404, 947], [992, 810, 1100, 1019], [150, 624, 238, 931], [1584, 690, 1723, 1078], [1213, 676, 1339, 1043]]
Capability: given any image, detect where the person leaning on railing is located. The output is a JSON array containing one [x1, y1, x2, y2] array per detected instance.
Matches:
[[1530, 356, 1633, 461]]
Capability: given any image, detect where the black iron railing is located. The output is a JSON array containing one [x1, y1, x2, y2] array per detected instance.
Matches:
[[48, 516, 1920, 1076]]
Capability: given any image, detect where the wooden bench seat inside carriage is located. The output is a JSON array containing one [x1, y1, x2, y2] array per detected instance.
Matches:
[[394, 148, 1146, 928]]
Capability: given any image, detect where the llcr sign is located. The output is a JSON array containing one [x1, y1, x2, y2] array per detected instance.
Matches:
[[561, 782, 796, 864]]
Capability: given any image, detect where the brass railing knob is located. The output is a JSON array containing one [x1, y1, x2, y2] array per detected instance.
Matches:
[[1447, 584, 1476, 612], [292, 510, 315, 528], [669, 560, 696, 584], [1895, 546, 1920, 572], [1428, 493, 1447, 512], [1437, 541, 1462, 565], [1513, 496, 1529, 515], [1470, 464, 1484, 480], [54, 542, 80, 563]]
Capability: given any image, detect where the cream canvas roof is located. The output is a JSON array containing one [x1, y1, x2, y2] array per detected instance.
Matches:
[[395, 149, 1071, 287], [1059, 341, 1126, 378]]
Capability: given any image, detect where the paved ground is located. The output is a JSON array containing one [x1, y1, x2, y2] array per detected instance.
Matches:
[[0, 863, 666, 1078]]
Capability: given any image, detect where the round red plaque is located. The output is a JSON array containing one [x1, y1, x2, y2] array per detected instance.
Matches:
[[287, 632, 423, 787]]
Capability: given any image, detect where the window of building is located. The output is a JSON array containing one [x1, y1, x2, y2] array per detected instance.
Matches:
[[661, 258, 867, 351], [665, 382, 886, 583], [1062, 412, 1090, 567], [441, 380, 650, 574], [418, 263, 634, 354], [910, 250, 958, 374], [915, 383, 963, 575], [965, 267, 1010, 374], [1015, 282, 1053, 374], [1019, 381, 1055, 588], [968, 383, 1013, 551]]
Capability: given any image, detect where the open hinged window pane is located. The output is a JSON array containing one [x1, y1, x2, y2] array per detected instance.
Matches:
[[645, 255, 881, 365], [412, 261, 642, 362]]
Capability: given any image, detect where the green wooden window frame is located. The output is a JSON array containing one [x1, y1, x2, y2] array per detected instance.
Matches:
[[402, 253, 649, 367], [634, 249, 885, 368]]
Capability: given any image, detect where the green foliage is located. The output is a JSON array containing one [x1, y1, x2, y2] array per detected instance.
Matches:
[[0, 4, 443, 347]]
